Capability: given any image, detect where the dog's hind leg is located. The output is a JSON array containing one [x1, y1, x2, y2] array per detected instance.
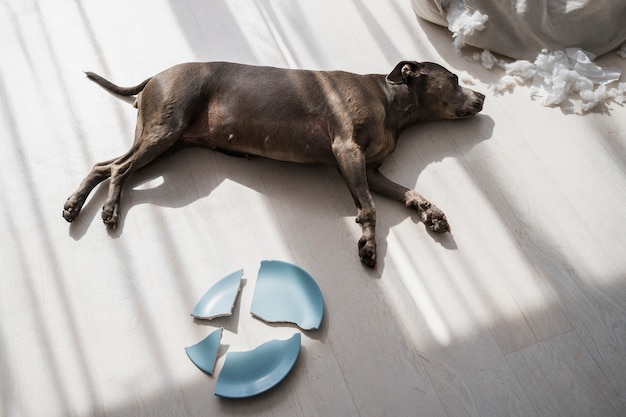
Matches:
[[99, 120, 183, 229], [366, 167, 450, 233], [63, 100, 184, 228], [63, 107, 147, 223], [63, 154, 128, 222]]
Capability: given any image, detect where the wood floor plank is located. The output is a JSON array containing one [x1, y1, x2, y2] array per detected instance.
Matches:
[[507, 330, 624, 417], [422, 333, 538, 417]]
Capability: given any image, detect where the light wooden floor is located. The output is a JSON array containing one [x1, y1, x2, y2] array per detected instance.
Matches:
[[1, 1, 625, 416]]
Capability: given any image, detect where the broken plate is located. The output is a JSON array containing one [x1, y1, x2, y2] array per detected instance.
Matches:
[[250, 260, 324, 330], [185, 328, 223, 375], [191, 269, 243, 319], [214, 333, 301, 398]]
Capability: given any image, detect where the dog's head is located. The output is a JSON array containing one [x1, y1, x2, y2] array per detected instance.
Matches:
[[386, 61, 485, 120]]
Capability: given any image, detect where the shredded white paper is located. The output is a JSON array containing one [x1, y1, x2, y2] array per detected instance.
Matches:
[[488, 48, 624, 112]]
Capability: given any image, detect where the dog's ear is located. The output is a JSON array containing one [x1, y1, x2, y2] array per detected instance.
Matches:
[[386, 61, 421, 85]]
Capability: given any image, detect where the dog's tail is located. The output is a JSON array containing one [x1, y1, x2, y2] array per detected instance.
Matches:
[[85, 71, 151, 96]]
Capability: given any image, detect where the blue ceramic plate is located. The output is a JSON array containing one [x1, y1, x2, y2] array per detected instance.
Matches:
[[214, 333, 301, 398], [191, 269, 243, 319], [184, 328, 223, 375], [251, 260, 324, 330]]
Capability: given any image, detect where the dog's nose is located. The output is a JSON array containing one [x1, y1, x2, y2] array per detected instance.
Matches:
[[473, 92, 485, 112], [474, 92, 485, 104], [456, 90, 485, 117]]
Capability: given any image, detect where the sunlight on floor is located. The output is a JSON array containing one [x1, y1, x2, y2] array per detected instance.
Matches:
[[379, 154, 573, 352]]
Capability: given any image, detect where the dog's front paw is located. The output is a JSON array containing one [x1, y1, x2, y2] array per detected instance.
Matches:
[[63, 198, 83, 222], [418, 202, 450, 233], [102, 204, 120, 230], [358, 236, 377, 268]]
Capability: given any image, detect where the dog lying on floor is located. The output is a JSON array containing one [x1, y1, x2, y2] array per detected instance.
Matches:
[[63, 61, 484, 267]]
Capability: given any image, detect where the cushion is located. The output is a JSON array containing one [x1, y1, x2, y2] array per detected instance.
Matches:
[[411, 0, 626, 60]]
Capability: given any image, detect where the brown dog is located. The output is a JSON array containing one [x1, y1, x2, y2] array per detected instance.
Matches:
[[63, 61, 484, 267]]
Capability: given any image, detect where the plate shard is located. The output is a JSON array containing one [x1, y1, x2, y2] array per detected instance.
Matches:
[[191, 269, 243, 319], [215, 333, 301, 398], [184, 328, 223, 375], [250, 260, 324, 330]]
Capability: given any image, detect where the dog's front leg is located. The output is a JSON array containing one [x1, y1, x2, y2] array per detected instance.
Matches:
[[366, 167, 450, 233], [333, 141, 377, 267]]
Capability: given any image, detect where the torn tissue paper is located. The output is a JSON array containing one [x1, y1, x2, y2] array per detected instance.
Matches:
[[490, 48, 624, 112], [566, 49, 621, 84]]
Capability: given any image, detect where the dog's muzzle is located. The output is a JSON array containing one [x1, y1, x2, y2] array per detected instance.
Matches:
[[456, 92, 485, 118]]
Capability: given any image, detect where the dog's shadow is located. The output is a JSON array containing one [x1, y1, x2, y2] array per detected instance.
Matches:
[[69, 114, 494, 271], [68, 148, 356, 237]]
